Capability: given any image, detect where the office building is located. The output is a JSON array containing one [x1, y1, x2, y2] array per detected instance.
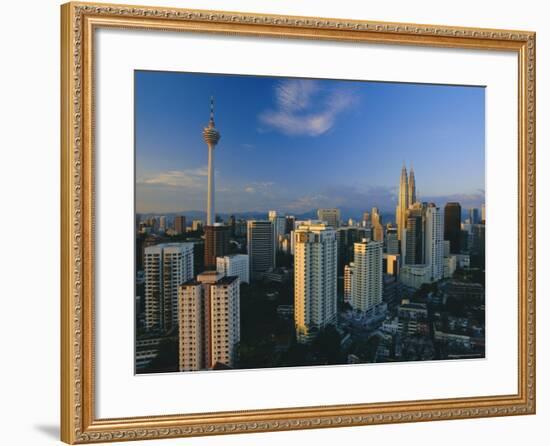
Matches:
[[371, 207, 384, 242], [317, 208, 341, 228], [144, 243, 194, 331], [444, 202, 462, 254], [247, 220, 275, 280], [396, 165, 410, 241], [204, 224, 230, 269], [385, 225, 399, 254], [403, 203, 425, 265], [268, 210, 287, 253], [216, 254, 249, 284], [294, 221, 337, 343], [469, 207, 481, 225], [174, 215, 186, 234]]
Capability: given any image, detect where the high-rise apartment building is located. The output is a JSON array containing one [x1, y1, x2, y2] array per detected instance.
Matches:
[[425, 204, 444, 281], [444, 202, 462, 254], [336, 226, 369, 275], [350, 239, 383, 313], [317, 208, 341, 228], [247, 220, 275, 280], [294, 221, 337, 343], [216, 254, 249, 284], [144, 243, 194, 331], [178, 271, 240, 371], [174, 215, 186, 234]]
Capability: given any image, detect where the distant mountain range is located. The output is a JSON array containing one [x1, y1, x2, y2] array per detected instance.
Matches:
[[138, 208, 398, 224]]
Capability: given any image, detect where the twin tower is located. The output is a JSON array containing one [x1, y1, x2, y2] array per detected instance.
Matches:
[[395, 165, 417, 241]]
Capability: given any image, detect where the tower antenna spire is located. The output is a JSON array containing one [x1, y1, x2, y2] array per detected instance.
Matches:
[[210, 96, 215, 124]]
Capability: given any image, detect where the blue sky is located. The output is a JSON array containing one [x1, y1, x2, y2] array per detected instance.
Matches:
[[135, 70, 485, 216]]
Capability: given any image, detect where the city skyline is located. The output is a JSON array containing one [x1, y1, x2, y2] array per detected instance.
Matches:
[[135, 71, 485, 214]]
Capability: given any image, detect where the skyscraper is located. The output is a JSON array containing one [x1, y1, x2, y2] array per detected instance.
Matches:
[[174, 215, 186, 234], [403, 203, 425, 265], [425, 204, 444, 281], [144, 243, 194, 331], [444, 202, 462, 254], [247, 220, 275, 280], [469, 207, 481, 225], [204, 224, 230, 269], [396, 165, 409, 241], [178, 271, 240, 371], [350, 239, 383, 313], [371, 207, 384, 242], [385, 225, 399, 254], [408, 166, 416, 205], [294, 221, 337, 343], [268, 210, 287, 253], [317, 208, 341, 228]]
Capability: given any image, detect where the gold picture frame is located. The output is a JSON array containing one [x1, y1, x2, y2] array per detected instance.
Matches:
[[60, 2, 536, 443]]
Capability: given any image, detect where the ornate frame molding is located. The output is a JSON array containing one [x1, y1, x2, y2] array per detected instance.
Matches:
[[60, 2, 536, 444]]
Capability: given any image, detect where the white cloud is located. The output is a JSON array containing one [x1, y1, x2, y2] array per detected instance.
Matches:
[[137, 166, 208, 188], [259, 79, 357, 137]]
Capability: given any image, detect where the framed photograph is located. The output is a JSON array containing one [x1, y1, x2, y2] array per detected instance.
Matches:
[[60, 2, 536, 443]]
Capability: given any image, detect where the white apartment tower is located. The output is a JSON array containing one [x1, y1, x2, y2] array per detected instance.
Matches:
[[351, 239, 383, 313], [178, 271, 240, 371], [216, 254, 249, 284], [144, 243, 194, 331], [294, 221, 337, 343], [425, 204, 444, 281]]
